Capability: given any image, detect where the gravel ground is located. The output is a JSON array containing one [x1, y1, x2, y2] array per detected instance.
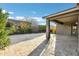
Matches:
[[0, 33, 46, 56], [9, 33, 45, 44]]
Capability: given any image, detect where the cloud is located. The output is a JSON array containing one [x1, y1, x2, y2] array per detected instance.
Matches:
[[2, 10, 14, 15], [31, 17, 56, 26], [8, 11, 14, 14], [2, 10, 7, 14], [15, 16, 25, 20], [31, 17, 45, 22], [31, 17, 46, 25], [8, 16, 14, 19]]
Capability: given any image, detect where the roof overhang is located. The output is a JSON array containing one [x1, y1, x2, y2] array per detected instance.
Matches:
[[43, 7, 79, 25]]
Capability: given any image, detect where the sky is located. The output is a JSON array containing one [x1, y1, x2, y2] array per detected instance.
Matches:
[[0, 3, 75, 25]]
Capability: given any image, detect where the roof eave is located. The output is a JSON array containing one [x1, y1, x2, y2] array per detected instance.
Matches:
[[43, 7, 79, 19]]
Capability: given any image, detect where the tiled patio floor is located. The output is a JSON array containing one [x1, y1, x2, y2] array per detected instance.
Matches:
[[42, 34, 77, 56]]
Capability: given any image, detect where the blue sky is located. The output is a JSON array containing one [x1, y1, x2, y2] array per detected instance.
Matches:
[[0, 3, 75, 25]]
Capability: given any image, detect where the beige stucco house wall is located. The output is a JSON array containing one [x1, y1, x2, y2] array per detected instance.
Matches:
[[56, 23, 71, 35], [78, 15, 79, 55]]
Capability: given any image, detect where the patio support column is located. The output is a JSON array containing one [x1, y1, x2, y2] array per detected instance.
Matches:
[[71, 24, 73, 36], [77, 14, 79, 55], [46, 19, 50, 40]]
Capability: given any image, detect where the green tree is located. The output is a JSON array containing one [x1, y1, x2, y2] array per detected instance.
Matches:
[[39, 25, 46, 32], [0, 9, 10, 49], [16, 21, 32, 34], [26, 18, 39, 32], [6, 21, 16, 34]]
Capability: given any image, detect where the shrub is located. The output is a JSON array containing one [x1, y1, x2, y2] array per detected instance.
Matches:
[[15, 21, 32, 34], [10, 26, 16, 34], [39, 25, 46, 32], [6, 21, 16, 34], [17, 27, 32, 34], [0, 9, 10, 49], [51, 26, 56, 34]]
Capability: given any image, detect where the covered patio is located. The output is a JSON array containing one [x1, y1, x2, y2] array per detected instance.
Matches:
[[43, 3, 79, 56]]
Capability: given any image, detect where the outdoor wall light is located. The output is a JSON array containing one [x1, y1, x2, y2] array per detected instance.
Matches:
[[75, 22, 78, 25]]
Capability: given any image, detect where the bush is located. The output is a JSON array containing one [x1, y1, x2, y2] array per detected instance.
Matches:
[[51, 26, 56, 34], [17, 27, 32, 34], [15, 21, 32, 34], [10, 26, 16, 34], [0, 30, 10, 48], [6, 21, 16, 35], [39, 25, 46, 32], [0, 9, 10, 49]]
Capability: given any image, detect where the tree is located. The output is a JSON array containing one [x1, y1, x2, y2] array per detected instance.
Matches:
[[39, 25, 46, 32], [50, 26, 56, 34], [0, 9, 10, 49], [17, 21, 32, 34], [26, 17, 39, 32], [6, 21, 16, 34]]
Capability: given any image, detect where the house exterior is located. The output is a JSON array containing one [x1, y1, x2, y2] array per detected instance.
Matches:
[[7, 19, 31, 29], [43, 3, 79, 56], [6, 19, 40, 33]]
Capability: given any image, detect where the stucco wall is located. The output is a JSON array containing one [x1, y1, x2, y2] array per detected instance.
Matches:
[[78, 17, 79, 55], [56, 23, 71, 35], [78, 27, 79, 55]]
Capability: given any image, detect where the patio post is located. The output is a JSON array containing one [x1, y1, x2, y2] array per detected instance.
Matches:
[[46, 19, 50, 40], [71, 24, 73, 36], [77, 14, 79, 55]]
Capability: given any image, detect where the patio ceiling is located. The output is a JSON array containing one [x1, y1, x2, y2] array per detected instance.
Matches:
[[43, 7, 79, 25], [51, 15, 78, 25]]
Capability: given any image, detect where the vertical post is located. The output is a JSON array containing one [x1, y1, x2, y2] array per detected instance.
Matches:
[[71, 24, 73, 36], [77, 14, 79, 55], [76, 21, 78, 37], [46, 19, 50, 40]]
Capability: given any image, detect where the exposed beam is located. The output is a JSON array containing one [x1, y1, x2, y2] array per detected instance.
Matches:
[[49, 11, 79, 20], [53, 20, 64, 25]]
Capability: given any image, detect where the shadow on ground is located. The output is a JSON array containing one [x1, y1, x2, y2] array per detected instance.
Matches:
[[28, 39, 48, 56]]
